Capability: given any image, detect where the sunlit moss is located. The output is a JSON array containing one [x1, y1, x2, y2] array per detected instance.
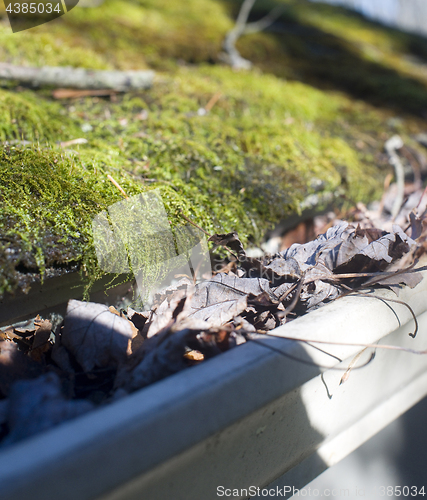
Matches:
[[0, 65, 391, 297], [1, 0, 427, 297], [0, 0, 232, 70], [0, 88, 80, 142]]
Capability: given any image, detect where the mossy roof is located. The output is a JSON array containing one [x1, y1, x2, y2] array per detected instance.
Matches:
[[1, 0, 427, 298]]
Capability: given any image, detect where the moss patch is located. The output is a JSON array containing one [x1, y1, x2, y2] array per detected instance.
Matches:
[[0, 146, 203, 296], [0, 0, 232, 70], [2, 0, 427, 113], [1, 0, 427, 298], [233, 1, 427, 115], [0, 88, 80, 142]]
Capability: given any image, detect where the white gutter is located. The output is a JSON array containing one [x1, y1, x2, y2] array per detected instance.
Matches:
[[0, 258, 426, 500]]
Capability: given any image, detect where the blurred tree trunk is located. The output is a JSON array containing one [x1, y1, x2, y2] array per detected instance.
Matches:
[[220, 0, 284, 69]]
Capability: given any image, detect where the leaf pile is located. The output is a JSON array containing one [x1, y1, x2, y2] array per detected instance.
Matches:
[[1, 219, 426, 446]]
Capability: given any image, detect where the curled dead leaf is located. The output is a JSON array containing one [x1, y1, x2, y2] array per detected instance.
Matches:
[[61, 299, 134, 372]]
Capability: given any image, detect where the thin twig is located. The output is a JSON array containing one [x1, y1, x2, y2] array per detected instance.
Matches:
[[178, 210, 211, 237], [246, 335, 376, 372], [0, 62, 154, 90], [263, 331, 426, 355], [296, 263, 422, 297], [378, 172, 393, 216], [204, 92, 222, 113], [283, 277, 304, 315], [243, 5, 285, 34], [107, 174, 129, 199], [221, 0, 283, 69], [271, 280, 298, 302], [416, 184, 427, 210], [385, 135, 405, 220], [339, 348, 373, 385], [350, 292, 419, 338], [178, 211, 240, 260]]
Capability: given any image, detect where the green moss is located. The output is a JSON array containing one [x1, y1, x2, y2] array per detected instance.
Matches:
[[2, 0, 427, 298], [0, 28, 110, 69], [0, 147, 116, 294], [2, 0, 427, 112], [0, 0, 232, 70], [235, 1, 427, 114], [0, 146, 195, 296], [0, 88, 80, 142], [0, 68, 378, 295], [70, 65, 388, 211]]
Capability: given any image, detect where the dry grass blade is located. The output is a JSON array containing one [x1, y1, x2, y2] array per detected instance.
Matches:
[[178, 210, 211, 237], [339, 348, 374, 385], [283, 277, 305, 315], [204, 92, 222, 113], [264, 331, 427, 356], [348, 292, 419, 338], [302, 262, 422, 285], [107, 175, 129, 199], [245, 334, 376, 372]]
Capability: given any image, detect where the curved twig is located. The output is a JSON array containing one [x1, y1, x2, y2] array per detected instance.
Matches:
[[245, 334, 376, 372], [385, 135, 405, 220], [221, 0, 284, 69]]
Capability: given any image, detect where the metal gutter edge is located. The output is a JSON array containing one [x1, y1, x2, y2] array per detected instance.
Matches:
[[0, 259, 426, 500], [0, 272, 132, 327]]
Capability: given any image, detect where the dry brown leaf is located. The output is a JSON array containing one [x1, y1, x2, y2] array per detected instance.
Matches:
[[51, 343, 75, 374], [184, 350, 204, 362], [123, 328, 199, 392], [265, 257, 301, 279], [188, 274, 263, 327], [28, 316, 52, 363], [127, 308, 150, 331], [208, 231, 246, 258], [2, 214, 427, 448], [146, 289, 190, 338], [61, 299, 135, 372], [0, 341, 43, 397], [32, 316, 52, 349], [109, 306, 139, 339]]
